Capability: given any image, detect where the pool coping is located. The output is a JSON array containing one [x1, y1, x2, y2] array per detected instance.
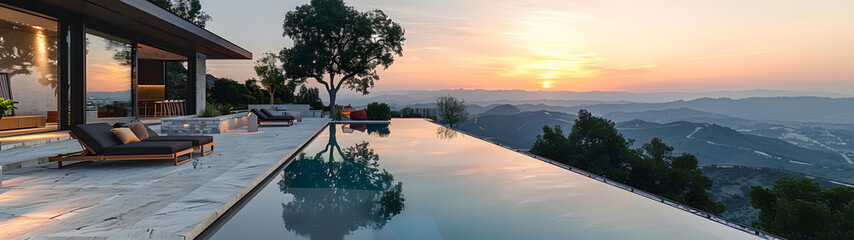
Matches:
[[426, 120, 783, 240], [185, 123, 330, 240]]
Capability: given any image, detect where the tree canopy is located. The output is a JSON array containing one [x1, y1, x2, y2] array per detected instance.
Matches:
[[436, 95, 468, 128], [148, 0, 211, 28], [254, 52, 295, 104], [750, 177, 854, 239], [294, 85, 324, 110], [278, 138, 404, 239], [530, 109, 724, 214], [280, 0, 404, 116]]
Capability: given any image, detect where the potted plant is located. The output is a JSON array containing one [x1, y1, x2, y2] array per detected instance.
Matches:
[[0, 98, 17, 120]]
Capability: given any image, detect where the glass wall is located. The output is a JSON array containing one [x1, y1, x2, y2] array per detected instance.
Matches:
[[85, 30, 133, 123], [0, 6, 59, 123], [137, 43, 187, 118]]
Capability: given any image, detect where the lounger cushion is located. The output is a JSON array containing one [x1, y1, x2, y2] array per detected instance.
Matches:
[[142, 123, 161, 137], [111, 128, 141, 144], [128, 122, 150, 140], [259, 108, 277, 117], [71, 123, 123, 154], [350, 109, 367, 120], [146, 135, 213, 146], [251, 108, 270, 119], [102, 141, 192, 155], [253, 108, 294, 121], [260, 109, 296, 120]]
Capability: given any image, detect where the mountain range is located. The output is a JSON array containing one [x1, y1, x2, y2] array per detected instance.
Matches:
[[455, 104, 854, 226], [565, 97, 854, 124], [458, 105, 854, 183], [338, 89, 851, 106]]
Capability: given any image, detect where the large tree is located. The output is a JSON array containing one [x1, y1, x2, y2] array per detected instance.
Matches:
[[254, 52, 292, 104], [280, 0, 405, 118], [436, 95, 468, 128]]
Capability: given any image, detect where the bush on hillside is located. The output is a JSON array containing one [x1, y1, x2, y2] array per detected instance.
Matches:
[[366, 102, 392, 120]]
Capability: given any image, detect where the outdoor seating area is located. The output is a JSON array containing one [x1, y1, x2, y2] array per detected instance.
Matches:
[[141, 99, 188, 118], [48, 122, 200, 168], [0, 119, 329, 239]]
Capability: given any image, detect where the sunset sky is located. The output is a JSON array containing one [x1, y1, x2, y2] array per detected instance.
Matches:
[[203, 0, 854, 94]]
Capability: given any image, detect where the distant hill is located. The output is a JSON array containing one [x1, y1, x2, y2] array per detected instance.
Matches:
[[600, 108, 854, 153], [571, 97, 854, 124], [479, 104, 522, 116], [337, 89, 850, 106], [86, 91, 131, 100], [702, 166, 844, 225], [616, 120, 854, 183], [457, 108, 576, 149], [460, 109, 854, 183], [603, 108, 766, 130]]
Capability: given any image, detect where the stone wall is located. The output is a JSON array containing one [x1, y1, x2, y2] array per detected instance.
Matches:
[[160, 112, 248, 135]]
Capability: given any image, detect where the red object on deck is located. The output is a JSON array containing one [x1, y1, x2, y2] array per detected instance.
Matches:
[[342, 105, 357, 118], [350, 109, 367, 120]]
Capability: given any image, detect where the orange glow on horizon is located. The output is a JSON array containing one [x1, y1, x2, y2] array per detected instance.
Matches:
[[203, 0, 854, 94]]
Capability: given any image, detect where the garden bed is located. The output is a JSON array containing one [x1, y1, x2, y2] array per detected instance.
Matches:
[[161, 112, 249, 134]]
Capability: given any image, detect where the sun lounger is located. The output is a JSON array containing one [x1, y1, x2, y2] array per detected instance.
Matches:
[[251, 108, 295, 126], [49, 123, 194, 168]]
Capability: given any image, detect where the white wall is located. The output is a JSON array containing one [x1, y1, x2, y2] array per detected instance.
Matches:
[[8, 73, 57, 116]]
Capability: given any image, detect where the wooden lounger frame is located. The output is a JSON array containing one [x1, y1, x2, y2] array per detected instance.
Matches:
[[258, 120, 293, 126], [195, 141, 215, 156], [49, 132, 194, 169]]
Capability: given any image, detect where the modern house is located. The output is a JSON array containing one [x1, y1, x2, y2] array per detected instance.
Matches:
[[0, 0, 251, 134]]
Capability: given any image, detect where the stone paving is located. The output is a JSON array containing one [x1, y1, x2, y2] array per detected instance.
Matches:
[[0, 118, 328, 239]]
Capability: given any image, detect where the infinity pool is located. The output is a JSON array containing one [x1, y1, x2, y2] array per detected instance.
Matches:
[[202, 119, 758, 239]]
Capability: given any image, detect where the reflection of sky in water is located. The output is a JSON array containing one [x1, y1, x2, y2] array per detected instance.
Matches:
[[208, 119, 759, 240], [85, 33, 131, 94]]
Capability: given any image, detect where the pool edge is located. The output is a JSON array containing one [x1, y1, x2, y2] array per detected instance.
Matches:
[[185, 122, 331, 240], [427, 120, 781, 240]]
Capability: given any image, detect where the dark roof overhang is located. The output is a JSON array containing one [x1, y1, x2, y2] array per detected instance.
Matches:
[[1, 0, 252, 59]]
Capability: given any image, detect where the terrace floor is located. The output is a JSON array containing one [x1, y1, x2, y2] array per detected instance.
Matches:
[[0, 118, 329, 239]]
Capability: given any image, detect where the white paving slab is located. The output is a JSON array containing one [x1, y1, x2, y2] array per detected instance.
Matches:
[[0, 118, 329, 240]]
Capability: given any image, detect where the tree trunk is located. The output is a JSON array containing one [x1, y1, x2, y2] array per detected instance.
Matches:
[[327, 89, 337, 119], [269, 91, 275, 104]]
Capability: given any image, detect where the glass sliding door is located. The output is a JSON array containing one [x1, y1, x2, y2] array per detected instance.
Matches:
[[137, 43, 187, 118], [85, 30, 134, 124]]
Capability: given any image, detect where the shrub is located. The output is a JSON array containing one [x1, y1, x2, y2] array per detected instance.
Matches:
[[331, 105, 343, 120], [199, 103, 222, 117], [366, 102, 392, 120], [294, 85, 324, 110], [0, 98, 18, 118], [217, 103, 234, 115]]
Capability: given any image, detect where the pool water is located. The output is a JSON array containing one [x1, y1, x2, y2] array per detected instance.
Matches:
[[203, 119, 758, 240]]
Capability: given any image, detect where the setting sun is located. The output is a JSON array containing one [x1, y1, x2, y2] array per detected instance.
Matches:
[[204, 0, 854, 94]]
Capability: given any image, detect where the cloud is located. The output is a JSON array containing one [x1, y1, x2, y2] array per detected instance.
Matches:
[[687, 45, 797, 60]]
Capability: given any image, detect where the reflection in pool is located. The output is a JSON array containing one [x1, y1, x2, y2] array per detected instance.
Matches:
[[279, 126, 403, 239], [204, 119, 759, 240]]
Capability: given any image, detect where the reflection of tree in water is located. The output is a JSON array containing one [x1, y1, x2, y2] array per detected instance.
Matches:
[[436, 126, 460, 140], [278, 126, 404, 239], [341, 124, 391, 138], [366, 124, 391, 137], [0, 19, 59, 94]]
